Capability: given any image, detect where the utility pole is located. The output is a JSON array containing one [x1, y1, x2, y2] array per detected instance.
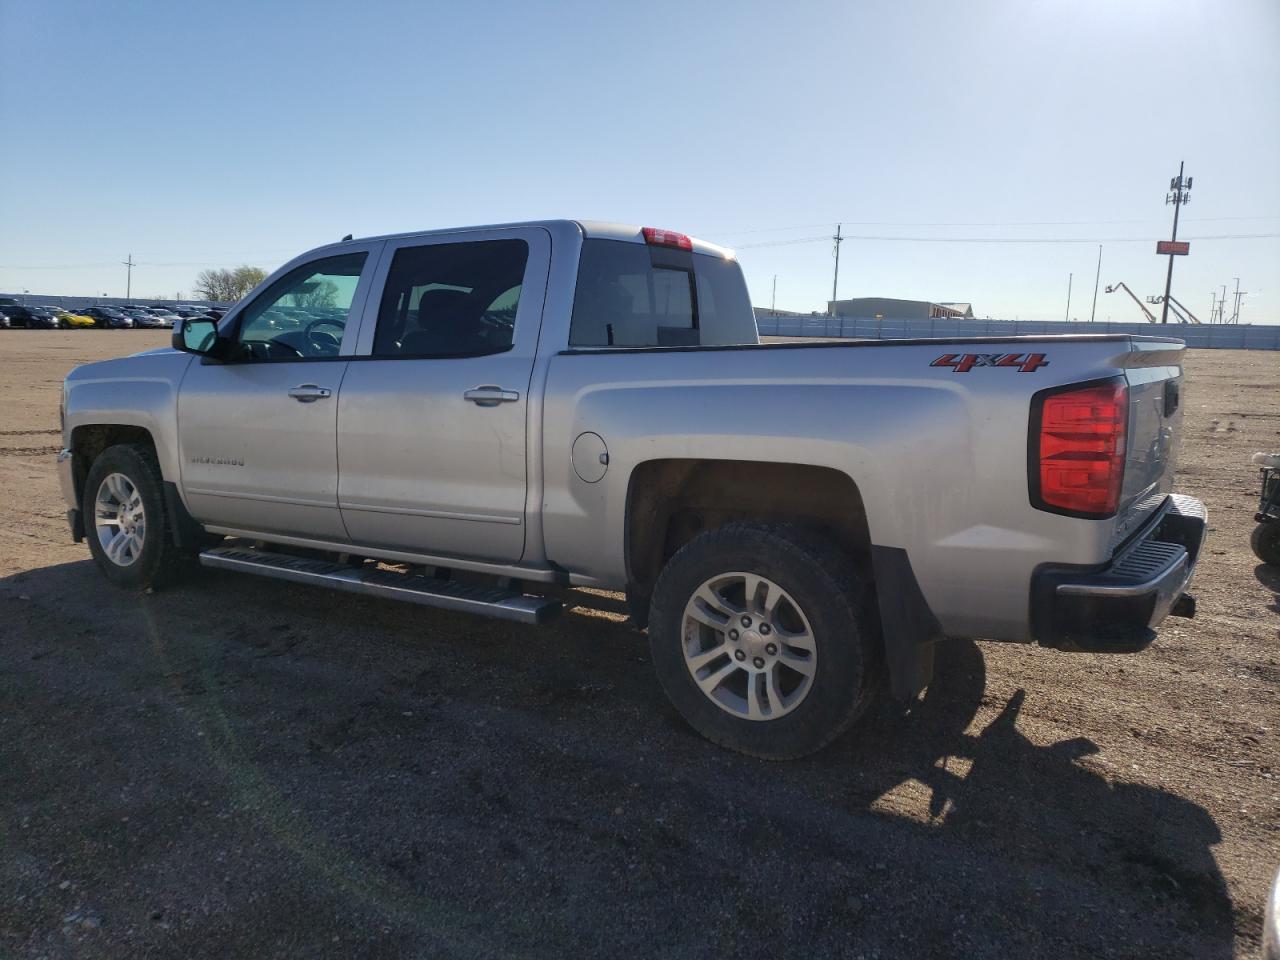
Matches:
[[122, 254, 135, 300], [1230, 278, 1245, 325], [1216, 285, 1228, 325], [830, 223, 843, 315], [1208, 292, 1217, 324], [1160, 162, 1192, 324], [1065, 272, 1073, 322], [1090, 244, 1102, 322], [771, 274, 777, 313]]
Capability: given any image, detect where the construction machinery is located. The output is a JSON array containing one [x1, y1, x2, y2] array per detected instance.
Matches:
[[1104, 282, 1157, 323], [1146, 294, 1203, 324]]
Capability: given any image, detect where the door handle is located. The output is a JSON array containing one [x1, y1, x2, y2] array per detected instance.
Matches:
[[463, 386, 520, 406], [288, 384, 332, 402]]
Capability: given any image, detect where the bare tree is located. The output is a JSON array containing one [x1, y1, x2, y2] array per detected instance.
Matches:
[[231, 266, 267, 297], [193, 266, 268, 302], [193, 269, 227, 301]]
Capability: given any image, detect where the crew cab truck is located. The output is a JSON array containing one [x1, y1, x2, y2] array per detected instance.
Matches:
[[58, 220, 1206, 759]]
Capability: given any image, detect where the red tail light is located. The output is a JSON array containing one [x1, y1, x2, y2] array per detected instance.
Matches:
[[1032, 380, 1128, 518], [642, 227, 693, 251]]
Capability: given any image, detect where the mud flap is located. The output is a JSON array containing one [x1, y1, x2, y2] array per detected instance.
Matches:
[[870, 545, 943, 699], [163, 482, 207, 549]]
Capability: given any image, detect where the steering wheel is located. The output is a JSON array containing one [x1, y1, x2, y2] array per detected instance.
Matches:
[[304, 318, 345, 355]]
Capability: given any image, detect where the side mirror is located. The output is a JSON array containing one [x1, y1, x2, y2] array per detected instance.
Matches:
[[173, 317, 219, 355]]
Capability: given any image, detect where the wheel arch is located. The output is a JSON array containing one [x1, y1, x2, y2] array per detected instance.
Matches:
[[70, 424, 157, 507], [625, 458, 940, 699], [625, 459, 874, 598], [71, 425, 205, 549]]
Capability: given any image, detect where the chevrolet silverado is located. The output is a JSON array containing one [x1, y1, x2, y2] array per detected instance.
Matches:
[[58, 220, 1206, 758]]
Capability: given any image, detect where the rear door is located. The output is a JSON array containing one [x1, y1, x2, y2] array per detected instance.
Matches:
[[336, 227, 550, 562]]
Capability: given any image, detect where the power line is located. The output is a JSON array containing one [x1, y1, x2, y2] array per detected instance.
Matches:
[[3, 231, 1277, 270], [705, 214, 1280, 237], [0, 256, 294, 270], [735, 231, 1279, 249]]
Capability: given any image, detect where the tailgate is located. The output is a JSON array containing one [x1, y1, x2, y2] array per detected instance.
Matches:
[[1113, 338, 1185, 549]]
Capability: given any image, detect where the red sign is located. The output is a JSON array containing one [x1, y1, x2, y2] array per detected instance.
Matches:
[[1156, 240, 1190, 255]]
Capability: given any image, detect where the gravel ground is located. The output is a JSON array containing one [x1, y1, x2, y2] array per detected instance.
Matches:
[[1, 331, 1276, 959]]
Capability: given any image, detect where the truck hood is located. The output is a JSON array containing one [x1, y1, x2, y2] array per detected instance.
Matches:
[[65, 347, 193, 386]]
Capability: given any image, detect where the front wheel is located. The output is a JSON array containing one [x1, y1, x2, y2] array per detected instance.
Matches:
[[648, 522, 880, 760], [83, 443, 195, 589], [1252, 522, 1280, 567]]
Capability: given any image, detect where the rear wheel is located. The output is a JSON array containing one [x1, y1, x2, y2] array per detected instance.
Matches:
[[649, 522, 880, 759], [83, 443, 198, 589], [1252, 522, 1280, 567]]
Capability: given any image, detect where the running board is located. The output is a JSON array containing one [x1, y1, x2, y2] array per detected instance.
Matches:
[[198, 546, 562, 625]]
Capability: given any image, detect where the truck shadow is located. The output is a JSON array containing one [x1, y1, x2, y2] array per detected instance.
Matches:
[[1, 560, 1237, 958], [840, 641, 1232, 941]]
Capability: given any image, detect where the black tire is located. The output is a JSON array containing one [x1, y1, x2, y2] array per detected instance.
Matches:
[[83, 443, 196, 589], [1252, 522, 1280, 567], [648, 521, 880, 760]]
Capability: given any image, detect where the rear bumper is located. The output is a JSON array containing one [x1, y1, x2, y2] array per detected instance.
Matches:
[[1032, 494, 1207, 652]]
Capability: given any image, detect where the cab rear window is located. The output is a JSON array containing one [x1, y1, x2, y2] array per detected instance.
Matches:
[[570, 239, 753, 348]]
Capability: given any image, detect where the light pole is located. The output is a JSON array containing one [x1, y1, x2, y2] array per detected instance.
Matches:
[[1065, 272, 1073, 322], [1159, 162, 1192, 324]]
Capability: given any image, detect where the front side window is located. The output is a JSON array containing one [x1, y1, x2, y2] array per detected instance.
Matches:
[[234, 252, 367, 360], [371, 239, 528, 357]]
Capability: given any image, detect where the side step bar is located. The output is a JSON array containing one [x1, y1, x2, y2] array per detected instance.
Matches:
[[199, 546, 562, 625]]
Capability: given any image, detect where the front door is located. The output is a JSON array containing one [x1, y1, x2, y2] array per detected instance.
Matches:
[[178, 247, 379, 540], [336, 228, 550, 563]]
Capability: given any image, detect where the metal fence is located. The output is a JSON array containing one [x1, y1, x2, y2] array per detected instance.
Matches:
[[755, 315, 1280, 351], [0, 293, 228, 312]]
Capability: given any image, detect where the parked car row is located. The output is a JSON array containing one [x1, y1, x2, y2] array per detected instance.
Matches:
[[0, 298, 227, 330]]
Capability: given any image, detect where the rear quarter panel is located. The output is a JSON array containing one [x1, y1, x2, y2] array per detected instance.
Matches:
[[541, 337, 1176, 642]]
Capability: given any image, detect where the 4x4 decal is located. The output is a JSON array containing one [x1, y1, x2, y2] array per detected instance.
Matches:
[[931, 352, 1049, 373]]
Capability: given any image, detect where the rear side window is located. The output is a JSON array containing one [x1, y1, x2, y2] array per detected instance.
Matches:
[[372, 240, 528, 357], [570, 239, 754, 347]]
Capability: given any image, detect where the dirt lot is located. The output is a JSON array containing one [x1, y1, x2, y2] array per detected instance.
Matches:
[[1, 331, 1277, 959]]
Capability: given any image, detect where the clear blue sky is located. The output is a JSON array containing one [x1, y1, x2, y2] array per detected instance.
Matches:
[[2, 0, 1277, 322]]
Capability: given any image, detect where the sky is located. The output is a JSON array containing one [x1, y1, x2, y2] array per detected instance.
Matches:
[[1, 0, 1277, 323]]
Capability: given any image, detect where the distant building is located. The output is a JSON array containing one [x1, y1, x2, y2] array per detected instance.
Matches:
[[827, 297, 975, 319], [753, 307, 810, 319]]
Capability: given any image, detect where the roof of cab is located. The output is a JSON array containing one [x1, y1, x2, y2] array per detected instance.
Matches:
[[333, 219, 734, 260]]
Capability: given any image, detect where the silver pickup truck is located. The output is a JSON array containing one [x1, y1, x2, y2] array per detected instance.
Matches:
[[58, 220, 1206, 758]]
